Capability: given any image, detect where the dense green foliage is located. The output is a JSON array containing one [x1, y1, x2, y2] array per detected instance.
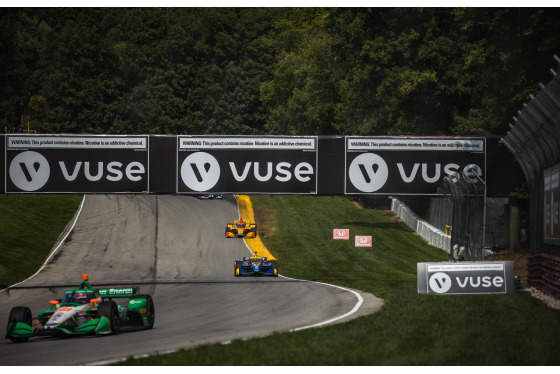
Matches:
[[116, 195, 560, 365], [2, 8, 560, 136], [0, 194, 82, 289]]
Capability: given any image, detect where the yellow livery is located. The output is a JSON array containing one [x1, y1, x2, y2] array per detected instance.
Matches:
[[225, 218, 257, 238]]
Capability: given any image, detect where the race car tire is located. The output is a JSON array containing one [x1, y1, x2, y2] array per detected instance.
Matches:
[[130, 294, 155, 329], [269, 261, 279, 277], [7, 306, 32, 343], [98, 301, 120, 335], [225, 227, 231, 238], [234, 263, 240, 277], [126, 310, 144, 326]]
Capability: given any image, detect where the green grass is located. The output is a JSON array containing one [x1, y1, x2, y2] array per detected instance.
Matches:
[[0, 194, 83, 289], [116, 195, 560, 365]]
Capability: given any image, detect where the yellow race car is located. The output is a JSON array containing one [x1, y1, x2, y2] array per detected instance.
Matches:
[[225, 218, 257, 238]]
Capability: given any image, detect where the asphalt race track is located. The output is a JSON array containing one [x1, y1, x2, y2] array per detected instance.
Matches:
[[0, 195, 382, 365]]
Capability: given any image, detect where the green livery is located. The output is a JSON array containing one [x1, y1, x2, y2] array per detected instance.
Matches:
[[5, 274, 155, 343]]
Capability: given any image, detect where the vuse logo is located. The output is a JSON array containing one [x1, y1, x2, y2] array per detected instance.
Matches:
[[348, 153, 389, 192], [429, 272, 452, 294], [9, 151, 50, 191], [180, 152, 221, 191]]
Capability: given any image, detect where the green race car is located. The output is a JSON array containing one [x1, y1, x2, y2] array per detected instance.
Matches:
[[5, 274, 155, 343]]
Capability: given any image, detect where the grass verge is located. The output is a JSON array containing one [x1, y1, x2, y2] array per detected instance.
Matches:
[[116, 195, 560, 365], [0, 194, 83, 289]]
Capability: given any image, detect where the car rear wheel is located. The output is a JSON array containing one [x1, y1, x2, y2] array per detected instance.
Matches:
[[7, 306, 32, 343], [234, 263, 240, 277], [130, 294, 155, 329], [270, 261, 278, 277], [250, 225, 257, 238]]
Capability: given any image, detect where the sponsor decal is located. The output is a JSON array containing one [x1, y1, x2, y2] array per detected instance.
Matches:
[[428, 272, 453, 294], [177, 136, 318, 194], [348, 153, 389, 193], [180, 152, 221, 191], [417, 261, 515, 295], [355, 236, 372, 247], [6, 135, 148, 193], [9, 151, 50, 191], [99, 288, 135, 296], [333, 229, 349, 240], [345, 137, 485, 195]]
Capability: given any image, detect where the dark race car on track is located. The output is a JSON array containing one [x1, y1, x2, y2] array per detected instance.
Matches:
[[225, 218, 257, 238], [5, 274, 155, 343], [197, 194, 223, 199], [234, 254, 278, 277]]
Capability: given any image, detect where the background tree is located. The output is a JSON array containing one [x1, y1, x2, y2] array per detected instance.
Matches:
[[2, 8, 560, 136]]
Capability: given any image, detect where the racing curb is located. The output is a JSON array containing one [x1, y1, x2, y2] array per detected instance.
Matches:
[[234, 195, 276, 261]]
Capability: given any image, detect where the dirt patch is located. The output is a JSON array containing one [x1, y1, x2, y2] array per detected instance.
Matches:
[[485, 248, 530, 280], [352, 201, 364, 209], [252, 206, 277, 238], [384, 211, 415, 232]]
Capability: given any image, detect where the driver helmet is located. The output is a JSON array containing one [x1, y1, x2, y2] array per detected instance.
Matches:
[[75, 291, 88, 302]]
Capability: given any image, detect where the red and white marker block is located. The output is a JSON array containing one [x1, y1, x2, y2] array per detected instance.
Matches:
[[355, 235, 372, 247], [333, 229, 350, 240]]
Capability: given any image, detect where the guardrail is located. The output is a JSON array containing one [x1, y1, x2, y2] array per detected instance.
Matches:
[[391, 198, 450, 252]]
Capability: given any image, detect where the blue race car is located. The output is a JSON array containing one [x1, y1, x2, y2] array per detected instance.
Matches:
[[234, 254, 278, 277]]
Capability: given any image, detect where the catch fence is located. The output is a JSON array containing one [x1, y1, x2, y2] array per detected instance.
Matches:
[[503, 54, 560, 299]]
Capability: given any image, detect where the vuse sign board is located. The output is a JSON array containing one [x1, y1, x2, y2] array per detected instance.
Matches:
[[417, 261, 515, 295]]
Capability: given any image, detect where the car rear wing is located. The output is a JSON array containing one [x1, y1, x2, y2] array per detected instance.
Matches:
[[98, 287, 139, 299]]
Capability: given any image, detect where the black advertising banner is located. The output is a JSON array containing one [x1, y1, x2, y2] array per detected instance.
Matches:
[[6, 135, 149, 193], [345, 137, 486, 195], [317, 136, 345, 195], [417, 261, 515, 295], [148, 135, 177, 194], [177, 136, 318, 194], [2, 135, 514, 196]]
